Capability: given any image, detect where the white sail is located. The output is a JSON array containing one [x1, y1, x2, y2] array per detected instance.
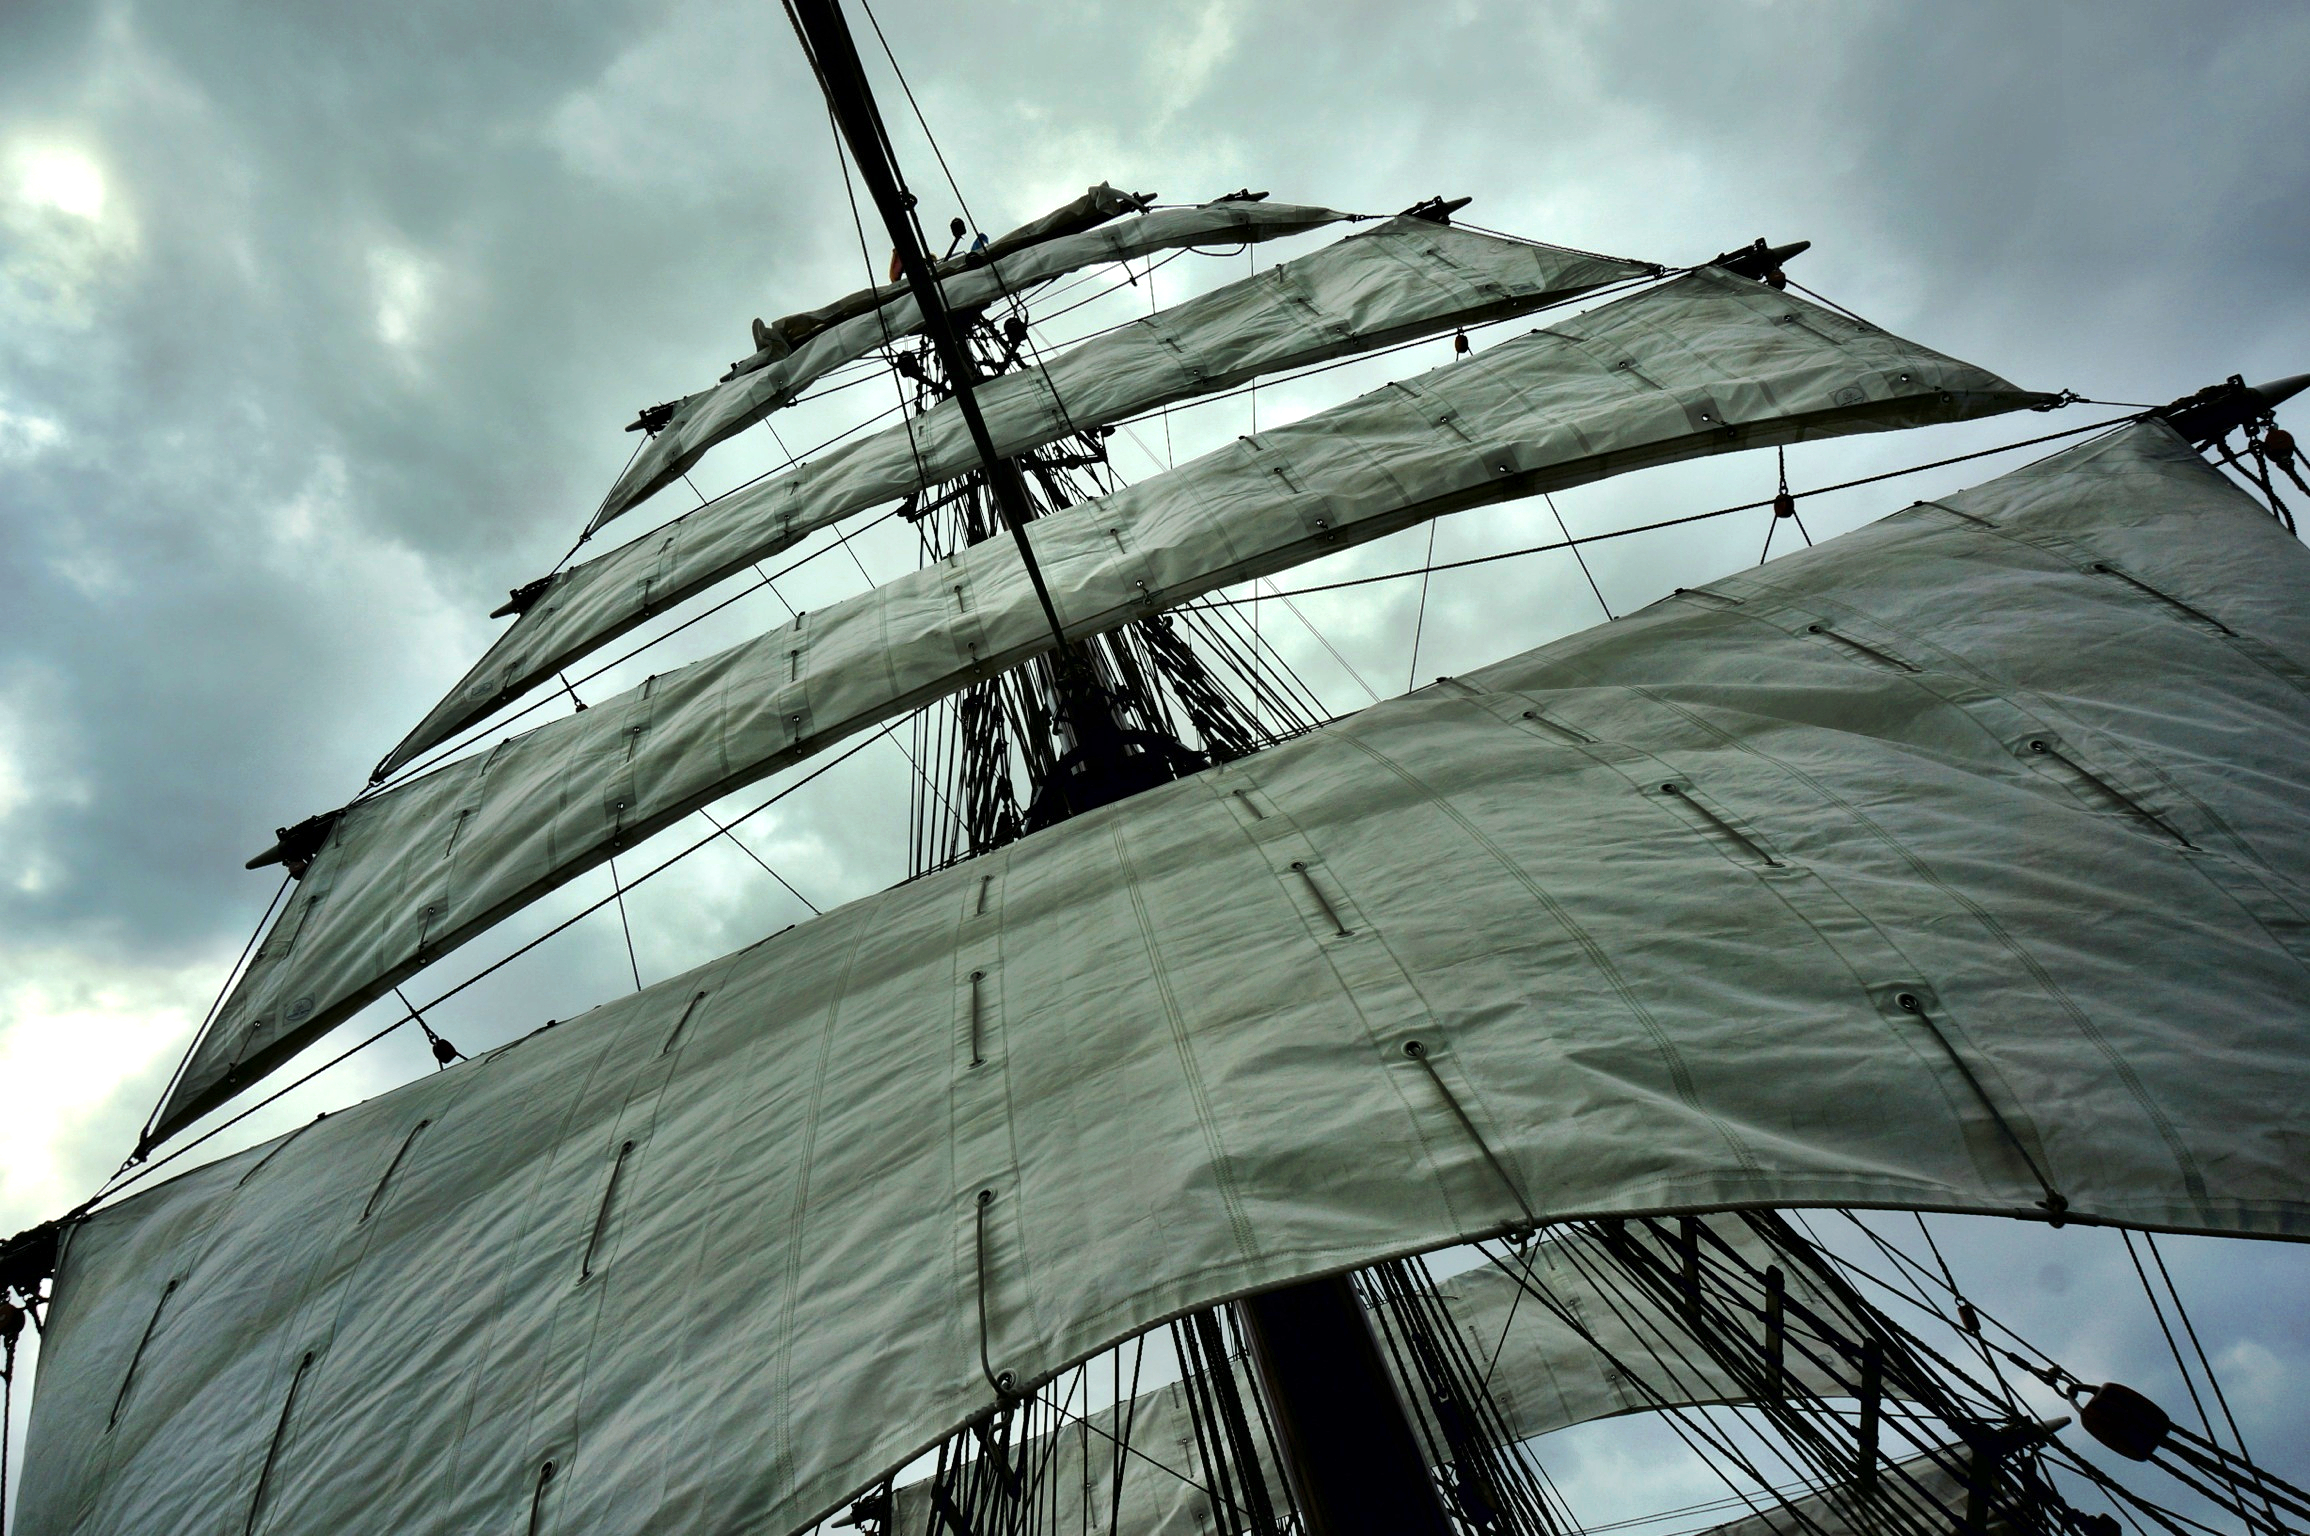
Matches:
[[887, 1220, 1880, 1536], [591, 194, 1351, 531], [29, 422, 2310, 1536], [383, 218, 1657, 776], [158, 269, 2039, 1139]]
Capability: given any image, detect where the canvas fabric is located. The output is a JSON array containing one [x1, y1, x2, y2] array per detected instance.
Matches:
[[30, 422, 2310, 1536], [161, 269, 2039, 1140], [591, 197, 1350, 533], [385, 218, 1653, 777]]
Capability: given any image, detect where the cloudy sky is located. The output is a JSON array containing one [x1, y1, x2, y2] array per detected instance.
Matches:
[[3, 0, 2306, 1516]]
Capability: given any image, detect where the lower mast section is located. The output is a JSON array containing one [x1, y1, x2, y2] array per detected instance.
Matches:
[[1238, 1275, 1457, 1536]]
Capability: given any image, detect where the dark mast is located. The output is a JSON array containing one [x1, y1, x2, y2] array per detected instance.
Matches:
[[781, 3, 1452, 1530], [773, 37, 1317, 870]]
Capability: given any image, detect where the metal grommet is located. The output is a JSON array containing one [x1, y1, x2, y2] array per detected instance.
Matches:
[[2027, 739, 2049, 754], [977, 1188, 994, 1206], [1895, 992, 1922, 1013], [1402, 1039, 1425, 1060]]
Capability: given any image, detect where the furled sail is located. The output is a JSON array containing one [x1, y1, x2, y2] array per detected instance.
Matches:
[[727, 183, 1151, 377], [34, 422, 2310, 1536], [157, 269, 2042, 1142], [887, 1221, 1878, 1536], [392, 215, 1663, 780], [382, 218, 1659, 777], [590, 193, 1351, 533]]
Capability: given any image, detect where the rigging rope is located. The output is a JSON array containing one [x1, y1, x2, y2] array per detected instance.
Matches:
[[137, 872, 293, 1150], [366, 504, 907, 794], [608, 856, 644, 992], [1758, 444, 1815, 565], [2140, 1233, 2271, 1495], [854, 0, 973, 230], [1909, 1212, 2024, 1411], [1546, 492, 1613, 620], [1197, 414, 2134, 612], [1406, 520, 1441, 692], [1247, 244, 1258, 435], [99, 731, 890, 1196], [695, 807, 820, 913], [2120, 1231, 2231, 1463], [393, 986, 462, 1069], [1477, 1237, 1834, 1536]]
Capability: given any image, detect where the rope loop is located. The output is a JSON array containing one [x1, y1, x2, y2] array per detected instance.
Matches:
[[1896, 992, 2068, 1223], [973, 1189, 1015, 1398], [1402, 1039, 1538, 1233]]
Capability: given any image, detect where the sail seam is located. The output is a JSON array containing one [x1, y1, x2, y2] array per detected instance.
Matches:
[[1804, 624, 1919, 673], [2090, 563, 2237, 636], [1329, 725, 1760, 1175], [1105, 817, 1262, 1263], [1288, 861, 1353, 936], [1606, 674, 2212, 1209], [966, 969, 986, 1067]]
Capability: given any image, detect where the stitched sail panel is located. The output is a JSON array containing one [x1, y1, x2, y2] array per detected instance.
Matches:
[[158, 271, 2046, 1139], [27, 423, 2310, 1536], [589, 196, 1352, 534], [383, 218, 1653, 777]]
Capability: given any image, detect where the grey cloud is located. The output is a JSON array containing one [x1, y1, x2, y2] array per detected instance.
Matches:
[[2, 0, 2305, 1496]]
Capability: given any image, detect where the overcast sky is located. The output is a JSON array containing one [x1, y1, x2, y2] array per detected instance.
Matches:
[[3, 0, 2306, 1517]]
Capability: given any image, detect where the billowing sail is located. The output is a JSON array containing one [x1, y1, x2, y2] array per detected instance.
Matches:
[[158, 269, 2039, 1140], [29, 422, 2310, 1536], [382, 218, 1659, 777], [591, 193, 1351, 532], [887, 1220, 1879, 1536]]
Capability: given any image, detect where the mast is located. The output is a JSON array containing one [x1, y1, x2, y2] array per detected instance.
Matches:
[[780, 2, 1453, 1521], [1239, 1275, 1456, 1535], [785, 0, 1186, 827]]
